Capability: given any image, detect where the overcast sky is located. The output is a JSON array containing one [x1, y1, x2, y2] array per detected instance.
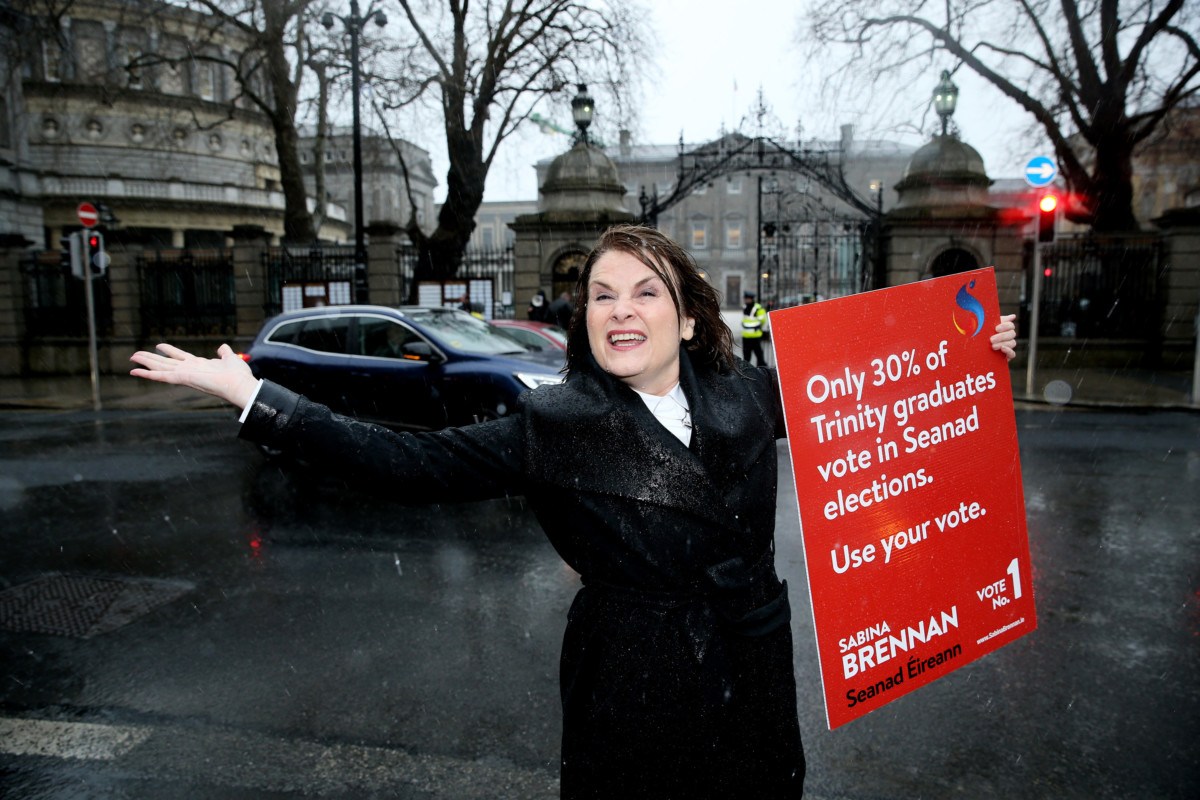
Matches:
[[471, 1, 1047, 204]]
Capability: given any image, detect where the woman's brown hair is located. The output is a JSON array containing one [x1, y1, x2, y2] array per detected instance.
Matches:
[[564, 224, 735, 375]]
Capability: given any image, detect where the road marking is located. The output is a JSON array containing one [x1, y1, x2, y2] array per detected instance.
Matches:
[[0, 717, 151, 760], [0, 715, 560, 798]]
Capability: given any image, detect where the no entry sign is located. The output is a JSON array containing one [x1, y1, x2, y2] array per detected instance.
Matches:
[[77, 202, 99, 228], [771, 269, 1036, 729]]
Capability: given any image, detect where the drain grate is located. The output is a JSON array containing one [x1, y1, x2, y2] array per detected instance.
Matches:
[[0, 573, 193, 639]]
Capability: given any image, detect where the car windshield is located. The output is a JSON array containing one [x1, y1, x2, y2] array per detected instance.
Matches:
[[405, 309, 528, 355]]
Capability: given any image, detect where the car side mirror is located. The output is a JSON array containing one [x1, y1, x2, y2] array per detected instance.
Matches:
[[402, 341, 444, 363]]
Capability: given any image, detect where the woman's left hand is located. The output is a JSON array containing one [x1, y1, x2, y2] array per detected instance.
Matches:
[[991, 314, 1018, 361]]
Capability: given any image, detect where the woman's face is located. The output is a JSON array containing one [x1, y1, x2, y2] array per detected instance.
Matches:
[[586, 250, 695, 396]]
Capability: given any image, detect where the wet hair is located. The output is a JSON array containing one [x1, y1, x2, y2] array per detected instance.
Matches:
[[564, 224, 735, 375]]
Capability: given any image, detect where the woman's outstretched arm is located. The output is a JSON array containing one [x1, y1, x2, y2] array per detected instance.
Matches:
[[129, 343, 260, 410]]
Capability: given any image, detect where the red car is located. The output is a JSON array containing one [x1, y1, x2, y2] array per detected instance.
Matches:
[[491, 319, 569, 351]]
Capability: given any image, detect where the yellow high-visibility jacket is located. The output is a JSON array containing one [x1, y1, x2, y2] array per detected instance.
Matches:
[[742, 302, 767, 339]]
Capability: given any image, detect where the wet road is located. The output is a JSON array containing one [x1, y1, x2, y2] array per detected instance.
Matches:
[[0, 406, 1197, 798]]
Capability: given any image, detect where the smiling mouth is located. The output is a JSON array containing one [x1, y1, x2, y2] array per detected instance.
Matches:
[[609, 332, 646, 345]]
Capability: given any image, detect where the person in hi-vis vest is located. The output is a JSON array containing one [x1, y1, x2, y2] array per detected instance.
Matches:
[[741, 290, 768, 366]]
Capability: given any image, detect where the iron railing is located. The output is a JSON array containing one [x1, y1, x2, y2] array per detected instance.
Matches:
[[1023, 235, 1164, 340], [761, 221, 872, 308], [261, 242, 514, 318], [138, 248, 236, 337], [20, 251, 112, 337], [262, 243, 358, 317]]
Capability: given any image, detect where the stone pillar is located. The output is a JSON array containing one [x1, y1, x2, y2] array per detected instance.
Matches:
[[231, 224, 271, 342], [0, 235, 34, 375], [1155, 207, 1200, 368], [511, 228, 546, 319], [102, 236, 138, 373], [511, 141, 634, 322], [366, 221, 405, 307]]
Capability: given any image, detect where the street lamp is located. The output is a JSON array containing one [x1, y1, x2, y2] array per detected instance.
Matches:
[[571, 84, 594, 145], [322, 1, 387, 303], [933, 69, 958, 137]]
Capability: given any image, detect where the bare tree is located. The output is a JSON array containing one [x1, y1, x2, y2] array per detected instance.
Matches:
[[163, 0, 324, 243], [805, 0, 1199, 232], [362, 0, 649, 289]]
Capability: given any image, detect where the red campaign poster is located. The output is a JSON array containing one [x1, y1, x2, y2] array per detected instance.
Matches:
[[770, 268, 1036, 730]]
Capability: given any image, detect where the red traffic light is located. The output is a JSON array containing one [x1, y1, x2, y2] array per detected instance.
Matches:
[[1037, 193, 1058, 243], [87, 234, 101, 250]]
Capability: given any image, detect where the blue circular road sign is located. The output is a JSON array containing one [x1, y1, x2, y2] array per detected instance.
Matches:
[[1024, 156, 1057, 187]]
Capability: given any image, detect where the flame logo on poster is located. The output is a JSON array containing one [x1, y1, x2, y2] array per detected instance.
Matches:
[[953, 279, 986, 337]]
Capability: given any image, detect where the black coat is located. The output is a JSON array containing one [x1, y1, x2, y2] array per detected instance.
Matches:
[[240, 349, 805, 799]]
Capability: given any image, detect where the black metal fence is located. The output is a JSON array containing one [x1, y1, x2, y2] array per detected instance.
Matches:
[[138, 249, 236, 337], [262, 244, 359, 317], [762, 221, 872, 308], [20, 251, 112, 337], [1023, 234, 1164, 340], [261, 242, 514, 318]]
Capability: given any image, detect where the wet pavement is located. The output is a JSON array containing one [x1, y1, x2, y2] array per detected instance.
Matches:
[[0, 384, 1197, 797]]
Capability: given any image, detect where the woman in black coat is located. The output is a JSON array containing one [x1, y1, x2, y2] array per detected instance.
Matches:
[[131, 225, 1017, 798]]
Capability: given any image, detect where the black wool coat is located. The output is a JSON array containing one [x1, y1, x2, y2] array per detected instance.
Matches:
[[240, 348, 806, 799]]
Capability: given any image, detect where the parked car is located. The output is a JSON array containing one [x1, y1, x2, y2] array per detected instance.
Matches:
[[490, 319, 568, 351], [241, 305, 565, 431]]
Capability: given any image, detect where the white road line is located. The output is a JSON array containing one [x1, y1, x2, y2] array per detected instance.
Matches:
[[0, 715, 560, 798], [0, 717, 151, 760]]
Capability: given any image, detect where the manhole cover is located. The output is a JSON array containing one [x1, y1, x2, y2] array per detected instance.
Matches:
[[0, 574, 193, 639]]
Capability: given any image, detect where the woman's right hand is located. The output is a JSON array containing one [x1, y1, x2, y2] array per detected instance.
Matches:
[[130, 343, 260, 410]]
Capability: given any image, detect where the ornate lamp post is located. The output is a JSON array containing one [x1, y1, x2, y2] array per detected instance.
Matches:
[[322, 1, 387, 303], [571, 84, 594, 145], [933, 69, 959, 137]]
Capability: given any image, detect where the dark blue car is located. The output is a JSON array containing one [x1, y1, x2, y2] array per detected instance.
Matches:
[[242, 305, 565, 430]]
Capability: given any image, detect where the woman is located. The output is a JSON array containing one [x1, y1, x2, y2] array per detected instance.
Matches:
[[131, 225, 1018, 798]]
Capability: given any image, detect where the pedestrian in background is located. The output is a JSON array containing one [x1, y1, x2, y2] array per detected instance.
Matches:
[[549, 289, 573, 329], [742, 290, 768, 366], [130, 224, 1017, 799], [528, 289, 551, 322]]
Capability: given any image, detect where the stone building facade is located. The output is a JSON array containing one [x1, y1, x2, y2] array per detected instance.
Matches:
[[0, 0, 434, 250]]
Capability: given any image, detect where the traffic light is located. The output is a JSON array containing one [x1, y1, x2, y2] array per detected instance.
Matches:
[[1037, 193, 1058, 243], [60, 232, 84, 278], [85, 231, 106, 276]]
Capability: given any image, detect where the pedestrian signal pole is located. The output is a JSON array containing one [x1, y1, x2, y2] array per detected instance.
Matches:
[[1026, 193, 1058, 399], [63, 230, 103, 411]]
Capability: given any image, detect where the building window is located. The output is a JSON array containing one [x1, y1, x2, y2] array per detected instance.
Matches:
[[690, 221, 708, 250], [161, 60, 186, 95], [124, 45, 142, 89], [692, 182, 708, 196], [77, 33, 108, 84], [727, 177, 743, 195], [482, 226, 494, 248], [656, 180, 673, 196], [43, 40, 64, 82], [725, 221, 743, 249], [197, 62, 216, 101]]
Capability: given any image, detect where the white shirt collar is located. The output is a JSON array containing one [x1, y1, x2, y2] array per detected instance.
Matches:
[[633, 382, 692, 446]]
